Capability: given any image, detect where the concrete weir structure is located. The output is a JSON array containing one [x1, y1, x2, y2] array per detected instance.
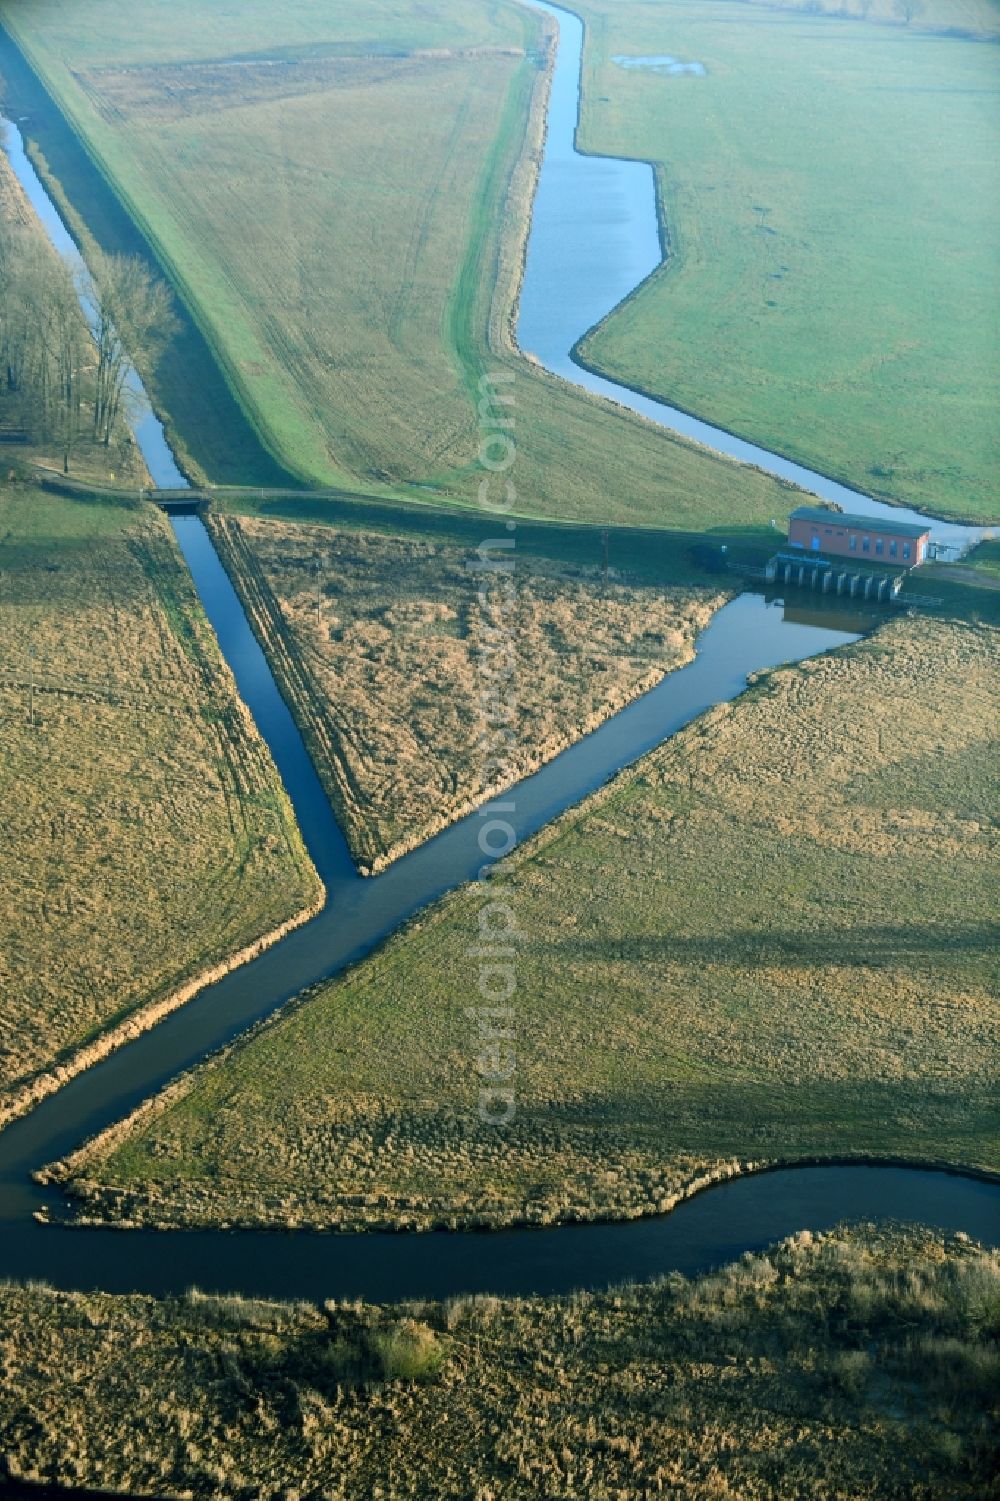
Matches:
[[765, 551, 905, 602]]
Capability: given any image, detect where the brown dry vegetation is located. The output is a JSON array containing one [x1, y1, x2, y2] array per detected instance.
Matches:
[[0, 1226, 997, 1497], [54, 614, 998, 1232], [210, 513, 728, 870], [0, 483, 321, 1122]]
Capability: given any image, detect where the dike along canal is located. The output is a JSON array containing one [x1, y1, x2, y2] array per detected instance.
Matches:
[[0, 16, 995, 1306]]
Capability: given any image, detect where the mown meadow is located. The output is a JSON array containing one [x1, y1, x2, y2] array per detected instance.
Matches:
[[0, 482, 321, 1123], [54, 612, 998, 1232], [1, 1226, 996, 1497], [574, 0, 1000, 521], [0, 0, 802, 531], [211, 513, 728, 870]]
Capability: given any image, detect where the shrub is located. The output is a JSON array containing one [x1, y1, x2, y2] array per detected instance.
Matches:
[[369, 1321, 446, 1383]]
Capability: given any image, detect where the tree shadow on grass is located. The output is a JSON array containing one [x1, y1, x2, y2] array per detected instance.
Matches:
[[553, 922, 999, 970]]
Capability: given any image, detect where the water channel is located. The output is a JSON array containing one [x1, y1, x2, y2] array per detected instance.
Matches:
[[0, 4, 994, 1304], [518, 0, 981, 559]]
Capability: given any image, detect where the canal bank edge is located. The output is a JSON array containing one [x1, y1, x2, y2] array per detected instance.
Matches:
[[0, 886, 326, 1140]]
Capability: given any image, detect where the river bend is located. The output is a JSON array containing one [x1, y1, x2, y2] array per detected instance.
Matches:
[[0, 17, 995, 1304]]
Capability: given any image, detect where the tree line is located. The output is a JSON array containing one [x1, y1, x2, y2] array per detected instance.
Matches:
[[753, 0, 925, 19], [0, 221, 176, 473]]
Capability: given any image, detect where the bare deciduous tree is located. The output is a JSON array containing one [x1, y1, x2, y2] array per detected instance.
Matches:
[[894, 0, 924, 23], [89, 253, 177, 447], [0, 227, 42, 394], [0, 231, 85, 467], [0, 225, 176, 472], [42, 260, 89, 473]]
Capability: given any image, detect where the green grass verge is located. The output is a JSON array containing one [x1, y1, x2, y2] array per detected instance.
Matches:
[[0, 27, 297, 489], [960, 536, 1000, 579]]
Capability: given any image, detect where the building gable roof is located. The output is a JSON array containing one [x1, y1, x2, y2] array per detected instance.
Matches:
[[790, 506, 930, 539]]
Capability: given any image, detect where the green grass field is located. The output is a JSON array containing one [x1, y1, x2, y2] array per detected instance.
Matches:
[[0, 482, 321, 1122], [54, 612, 998, 1232], [1, 1226, 996, 1497], [2, 1, 995, 524], [574, 0, 1000, 521], [0, 0, 803, 531], [726, 0, 1000, 32]]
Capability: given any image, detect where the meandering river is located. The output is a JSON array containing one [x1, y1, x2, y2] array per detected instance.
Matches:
[[0, 2, 994, 1305], [518, 0, 982, 558]]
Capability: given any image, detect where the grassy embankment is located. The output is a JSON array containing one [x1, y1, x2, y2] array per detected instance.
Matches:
[[961, 536, 1000, 580], [0, 0, 804, 534], [217, 484, 783, 576], [1, 1226, 996, 1498], [50, 611, 998, 1231], [210, 513, 728, 870], [0, 482, 322, 1126], [573, 0, 1000, 522]]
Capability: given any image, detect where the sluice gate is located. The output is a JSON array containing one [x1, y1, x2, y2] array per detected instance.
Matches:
[[765, 552, 905, 604]]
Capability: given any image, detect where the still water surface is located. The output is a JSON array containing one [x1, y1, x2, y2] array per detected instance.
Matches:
[[518, 1, 981, 558], [0, 37, 994, 1301]]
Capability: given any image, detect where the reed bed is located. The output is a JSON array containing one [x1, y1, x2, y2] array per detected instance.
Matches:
[[0, 1226, 996, 1497], [211, 513, 727, 869]]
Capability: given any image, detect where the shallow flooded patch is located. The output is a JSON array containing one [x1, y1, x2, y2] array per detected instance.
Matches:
[[612, 54, 706, 77]]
